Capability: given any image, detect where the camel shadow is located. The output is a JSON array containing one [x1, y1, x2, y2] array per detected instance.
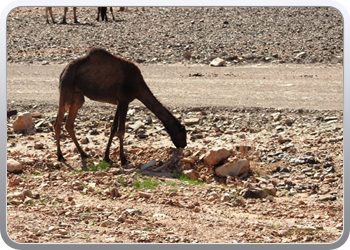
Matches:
[[58, 22, 97, 27], [126, 148, 184, 179]]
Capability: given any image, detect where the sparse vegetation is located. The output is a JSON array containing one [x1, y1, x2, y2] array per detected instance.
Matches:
[[133, 175, 161, 190]]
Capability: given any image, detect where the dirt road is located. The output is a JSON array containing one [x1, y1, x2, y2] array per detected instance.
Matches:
[[7, 63, 343, 111]]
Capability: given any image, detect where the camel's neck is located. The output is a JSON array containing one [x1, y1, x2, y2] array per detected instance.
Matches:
[[138, 85, 181, 133]]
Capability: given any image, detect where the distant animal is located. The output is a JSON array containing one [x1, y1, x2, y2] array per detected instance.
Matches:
[[45, 7, 78, 24], [118, 7, 145, 12], [96, 7, 115, 21], [54, 48, 187, 165]]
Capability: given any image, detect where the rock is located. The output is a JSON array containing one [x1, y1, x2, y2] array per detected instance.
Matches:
[[204, 147, 231, 166], [221, 193, 231, 202], [111, 188, 121, 197], [12, 112, 33, 132], [318, 195, 336, 201], [80, 137, 89, 144], [215, 159, 250, 177], [182, 157, 196, 165], [336, 223, 343, 230], [31, 112, 42, 118], [294, 51, 307, 59], [183, 118, 200, 125], [26, 124, 36, 134], [271, 112, 281, 121], [7, 159, 23, 172], [183, 169, 199, 180], [210, 58, 225, 67], [138, 191, 152, 198], [263, 186, 277, 196], [278, 230, 288, 236], [207, 191, 219, 201], [183, 51, 192, 59], [284, 119, 294, 126], [141, 160, 157, 170], [34, 142, 44, 149], [324, 116, 337, 122], [7, 191, 25, 201], [266, 195, 275, 202], [240, 188, 267, 199], [129, 120, 144, 131], [8, 175, 22, 187]]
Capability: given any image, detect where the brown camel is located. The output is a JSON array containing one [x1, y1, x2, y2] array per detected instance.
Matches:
[[54, 48, 187, 165], [96, 7, 115, 21], [45, 7, 78, 24]]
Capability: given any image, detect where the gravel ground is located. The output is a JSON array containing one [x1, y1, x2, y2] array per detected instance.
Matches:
[[6, 6, 344, 245], [7, 7, 343, 66]]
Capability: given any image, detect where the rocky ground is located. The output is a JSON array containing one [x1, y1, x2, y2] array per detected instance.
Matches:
[[7, 7, 343, 66], [6, 7, 344, 244]]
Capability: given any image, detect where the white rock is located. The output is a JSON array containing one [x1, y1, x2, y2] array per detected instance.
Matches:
[[210, 58, 225, 67], [7, 159, 23, 172], [215, 159, 250, 177], [294, 51, 306, 59], [204, 147, 231, 166], [183, 118, 200, 125], [141, 160, 156, 170], [221, 193, 231, 202], [129, 120, 144, 131]]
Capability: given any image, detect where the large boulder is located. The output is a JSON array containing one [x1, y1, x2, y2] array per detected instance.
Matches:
[[215, 159, 250, 177], [7, 159, 23, 172], [12, 112, 34, 132], [204, 147, 231, 166]]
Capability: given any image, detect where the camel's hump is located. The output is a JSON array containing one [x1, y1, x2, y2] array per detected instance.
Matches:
[[86, 48, 137, 66]]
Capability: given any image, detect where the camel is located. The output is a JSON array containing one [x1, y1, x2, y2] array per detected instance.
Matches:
[[54, 48, 187, 165], [118, 7, 145, 12], [45, 7, 78, 24], [96, 7, 115, 21]]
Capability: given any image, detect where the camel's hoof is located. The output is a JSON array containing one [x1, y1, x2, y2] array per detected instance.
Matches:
[[120, 158, 129, 166], [81, 153, 89, 160], [103, 157, 113, 164], [58, 156, 66, 162]]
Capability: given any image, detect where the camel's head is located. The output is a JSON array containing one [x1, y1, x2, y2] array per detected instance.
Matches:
[[171, 125, 187, 148]]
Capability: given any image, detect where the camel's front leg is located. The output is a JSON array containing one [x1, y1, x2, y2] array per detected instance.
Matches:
[[116, 103, 128, 165], [72, 7, 79, 23], [60, 7, 68, 24], [104, 108, 119, 163], [103, 103, 128, 165]]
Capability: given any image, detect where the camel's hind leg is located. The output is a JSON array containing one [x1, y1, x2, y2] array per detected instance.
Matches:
[[60, 7, 68, 24], [104, 103, 128, 165], [46, 7, 55, 24], [65, 92, 88, 160], [54, 100, 69, 161], [110, 7, 115, 20]]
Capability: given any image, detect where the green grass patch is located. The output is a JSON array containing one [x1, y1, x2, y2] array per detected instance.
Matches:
[[172, 171, 204, 186], [117, 177, 127, 186], [133, 175, 161, 190], [73, 160, 110, 174]]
